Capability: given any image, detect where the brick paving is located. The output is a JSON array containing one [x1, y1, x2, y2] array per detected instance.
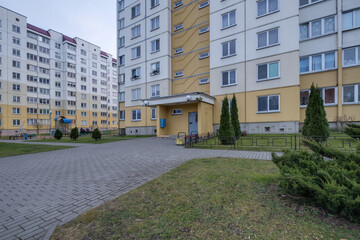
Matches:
[[0, 137, 272, 240]]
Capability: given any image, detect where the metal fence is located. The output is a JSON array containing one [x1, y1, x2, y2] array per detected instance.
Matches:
[[185, 134, 360, 152]]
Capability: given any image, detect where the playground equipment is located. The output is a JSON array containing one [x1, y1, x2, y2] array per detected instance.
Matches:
[[54, 116, 72, 135]]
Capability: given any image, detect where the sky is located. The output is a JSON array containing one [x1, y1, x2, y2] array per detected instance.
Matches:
[[0, 0, 117, 56]]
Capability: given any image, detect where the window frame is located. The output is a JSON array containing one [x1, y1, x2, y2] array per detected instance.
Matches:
[[221, 39, 236, 58], [257, 95, 280, 113], [132, 109, 141, 121], [257, 28, 279, 49], [342, 46, 360, 67], [342, 84, 360, 105], [131, 88, 141, 100], [257, 0, 279, 18], [131, 4, 141, 19], [151, 84, 160, 97], [257, 61, 280, 81], [300, 51, 337, 74], [151, 39, 160, 53], [221, 69, 236, 87], [221, 10, 236, 29], [299, 15, 336, 41]]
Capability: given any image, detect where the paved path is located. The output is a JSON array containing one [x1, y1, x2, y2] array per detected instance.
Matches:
[[0, 137, 272, 240]]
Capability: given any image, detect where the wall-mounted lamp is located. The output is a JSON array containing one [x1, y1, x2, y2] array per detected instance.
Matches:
[[143, 100, 149, 106], [186, 95, 191, 101]]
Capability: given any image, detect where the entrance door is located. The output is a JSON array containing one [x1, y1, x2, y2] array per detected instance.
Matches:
[[188, 112, 198, 135]]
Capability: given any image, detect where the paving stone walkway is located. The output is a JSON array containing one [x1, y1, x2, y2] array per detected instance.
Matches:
[[0, 137, 273, 240]]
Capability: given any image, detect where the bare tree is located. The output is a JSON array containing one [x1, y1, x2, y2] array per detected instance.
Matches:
[[336, 114, 354, 133]]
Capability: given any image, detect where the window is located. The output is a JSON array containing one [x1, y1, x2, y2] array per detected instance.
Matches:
[[222, 70, 236, 86], [131, 67, 141, 79], [81, 85, 87, 91], [131, 46, 141, 59], [92, 104, 98, 109], [174, 24, 183, 31], [257, 95, 280, 113], [257, 0, 278, 17], [300, 16, 335, 40], [13, 120, 21, 126], [27, 42, 37, 50], [12, 60, 20, 68], [131, 4, 141, 18], [174, 71, 183, 77], [151, 0, 159, 8], [13, 96, 21, 102], [343, 9, 360, 30], [151, 16, 160, 30], [55, 101, 61, 106], [119, 36, 125, 48], [55, 91, 61, 97], [343, 85, 360, 104], [258, 28, 278, 48], [39, 78, 50, 84], [132, 88, 141, 100], [119, 92, 125, 102], [13, 48, 20, 56], [92, 96, 98, 101], [120, 74, 125, 84], [174, 1, 183, 8], [81, 121, 87, 126], [68, 110, 76, 115], [55, 62, 62, 69], [151, 84, 160, 97], [300, 51, 336, 73], [300, 87, 338, 106], [12, 25, 20, 33], [199, 26, 209, 34], [27, 97, 38, 103], [81, 103, 87, 108], [39, 46, 50, 54], [343, 46, 360, 67], [199, 1, 209, 9], [55, 42, 61, 49], [151, 39, 160, 53], [12, 37, 20, 45], [55, 72, 61, 78], [199, 52, 209, 59], [81, 49, 87, 56], [55, 111, 61, 116], [151, 62, 160, 75], [119, 0, 124, 10], [131, 25, 141, 38], [258, 61, 279, 81], [222, 10, 236, 29], [199, 78, 209, 84], [12, 108, 21, 114], [151, 108, 157, 120], [67, 44, 76, 51], [12, 84, 20, 91], [300, 0, 325, 7], [172, 109, 182, 115], [132, 109, 141, 121], [13, 72, 21, 80], [222, 40, 236, 57], [119, 18, 125, 29], [119, 110, 125, 120]]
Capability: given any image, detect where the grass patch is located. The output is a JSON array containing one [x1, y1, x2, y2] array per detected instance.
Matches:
[[28, 135, 154, 144], [51, 158, 360, 240], [193, 133, 357, 152], [0, 143, 72, 158]]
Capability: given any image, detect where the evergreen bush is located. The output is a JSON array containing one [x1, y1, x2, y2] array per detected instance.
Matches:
[[218, 96, 235, 145], [302, 83, 330, 141], [230, 94, 241, 139], [54, 129, 63, 140], [344, 123, 360, 140], [92, 128, 102, 141], [70, 127, 79, 140], [272, 140, 360, 223]]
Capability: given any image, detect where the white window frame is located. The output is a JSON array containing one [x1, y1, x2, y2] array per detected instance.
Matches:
[[151, 0, 160, 8], [151, 62, 160, 75], [174, 71, 183, 78], [132, 109, 141, 121], [174, 24, 183, 31], [257, 95, 280, 113], [131, 25, 141, 39], [131, 4, 141, 18], [174, 47, 183, 55], [131, 46, 141, 60], [257, 0, 279, 17], [257, 61, 280, 81], [151, 108, 157, 120], [151, 39, 160, 53], [199, 1, 209, 9], [343, 85, 360, 104], [131, 67, 141, 80], [199, 52, 209, 59], [199, 26, 209, 34], [132, 88, 141, 100], [222, 39, 236, 58], [299, 16, 336, 41], [342, 46, 360, 67], [222, 10, 236, 29], [300, 87, 338, 107], [342, 9, 360, 31], [151, 16, 160, 31], [151, 84, 160, 97], [172, 109, 183, 115], [299, 0, 325, 8], [174, 0, 183, 8], [222, 69, 236, 87], [199, 78, 209, 85], [257, 28, 279, 49], [119, 110, 125, 120], [300, 51, 337, 74]]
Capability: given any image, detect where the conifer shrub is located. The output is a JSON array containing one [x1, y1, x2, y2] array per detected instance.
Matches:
[[218, 96, 235, 145], [272, 140, 360, 223], [70, 127, 79, 140], [92, 128, 101, 141], [54, 129, 63, 140], [344, 123, 360, 140], [302, 83, 330, 141], [230, 94, 241, 139]]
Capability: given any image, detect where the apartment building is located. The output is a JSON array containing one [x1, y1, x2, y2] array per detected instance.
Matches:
[[117, 0, 360, 136], [0, 6, 118, 135]]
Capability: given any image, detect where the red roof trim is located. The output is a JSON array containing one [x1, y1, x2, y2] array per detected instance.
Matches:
[[100, 51, 109, 58], [112, 58, 117, 63], [27, 23, 51, 37], [63, 35, 77, 45]]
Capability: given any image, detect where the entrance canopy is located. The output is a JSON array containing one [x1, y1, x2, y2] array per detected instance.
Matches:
[[142, 92, 215, 107]]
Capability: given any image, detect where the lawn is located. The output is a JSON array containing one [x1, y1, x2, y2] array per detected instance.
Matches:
[[193, 133, 358, 152], [51, 158, 360, 240], [29, 135, 154, 144], [0, 143, 72, 158]]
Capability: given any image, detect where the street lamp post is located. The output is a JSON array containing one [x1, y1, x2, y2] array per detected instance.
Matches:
[[49, 110, 52, 138]]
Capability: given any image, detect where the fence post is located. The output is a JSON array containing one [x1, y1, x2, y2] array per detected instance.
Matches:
[[294, 135, 297, 150]]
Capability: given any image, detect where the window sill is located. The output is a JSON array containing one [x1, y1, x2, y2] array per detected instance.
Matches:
[[131, 56, 141, 60], [150, 4, 159, 9], [150, 27, 160, 32], [257, 43, 280, 50], [150, 72, 160, 76], [299, 0, 326, 9], [299, 32, 336, 42], [131, 36, 141, 40], [221, 54, 237, 59], [342, 64, 360, 69], [256, 10, 280, 19], [131, 77, 141, 81], [300, 68, 337, 75], [343, 102, 360, 105], [151, 50, 160, 54], [221, 83, 237, 88], [221, 24, 237, 31], [257, 77, 280, 82], [119, 119, 125, 121], [343, 26, 360, 32], [151, 118, 157, 121], [132, 119, 141, 122], [324, 103, 338, 107], [257, 110, 280, 114], [131, 15, 140, 20]]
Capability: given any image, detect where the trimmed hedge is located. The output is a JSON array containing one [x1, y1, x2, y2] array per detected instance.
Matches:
[[272, 140, 360, 223]]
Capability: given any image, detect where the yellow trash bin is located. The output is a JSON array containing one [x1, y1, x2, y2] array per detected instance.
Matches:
[[176, 132, 186, 145]]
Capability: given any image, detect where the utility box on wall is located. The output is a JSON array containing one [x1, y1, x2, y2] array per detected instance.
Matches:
[[160, 119, 166, 128]]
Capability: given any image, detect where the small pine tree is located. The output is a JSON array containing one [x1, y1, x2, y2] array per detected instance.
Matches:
[[54, 129, 63, 140], [230, 94, 241, 139], [302, 83, 330, 141], [218, 96, 235, 145], [344, 123, 360, 140], [70, 127, 79, 140], [92, 128, 102, 141]]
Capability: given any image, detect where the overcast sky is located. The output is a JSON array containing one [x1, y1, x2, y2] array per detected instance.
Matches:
[[0, 0, 117, 56]]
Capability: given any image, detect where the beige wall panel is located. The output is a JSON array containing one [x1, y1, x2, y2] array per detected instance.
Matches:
[[343, 66, 360, 85], [300, 70, 338, 89]]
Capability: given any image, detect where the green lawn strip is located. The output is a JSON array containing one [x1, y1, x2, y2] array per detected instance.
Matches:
[[28, 135, 155, 144], [0, 143, 72, 158], [193, 133, 357, 152], [51, 158, 360, 240]]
